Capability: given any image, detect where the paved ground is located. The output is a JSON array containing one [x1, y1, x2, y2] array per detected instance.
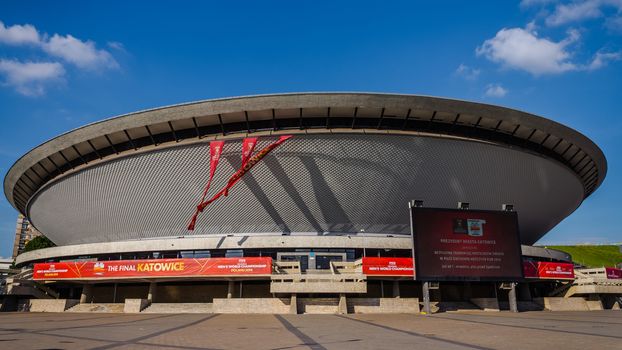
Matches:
[[0, 311, 620, 350]]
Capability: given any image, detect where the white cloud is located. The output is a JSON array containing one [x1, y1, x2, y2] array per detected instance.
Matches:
[[0, 20, 119, 71], [587, 51, 622, 69], [546, 0, 604, 26], [0, 21, 40, 45], [520, 0, 558, 8], [476, 26, 579, 75], [43, 34, 118, 70], [0, 59, 64, 96], [484, 84, 508, 97], [524, 0, 622, 26], [107, 41, 125, 51], [455, 64, 481, 80], [0, 20, 121, 95]]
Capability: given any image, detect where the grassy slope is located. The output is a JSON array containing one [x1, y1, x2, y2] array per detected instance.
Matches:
[[545, 245, 622, 268]]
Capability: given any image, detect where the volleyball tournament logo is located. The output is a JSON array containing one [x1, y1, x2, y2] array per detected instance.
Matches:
[[93, 262, 105, 275], [453, 218, 486, 237]]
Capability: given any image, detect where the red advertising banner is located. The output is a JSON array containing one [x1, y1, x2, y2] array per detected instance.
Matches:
[[188, 140, 225, 230], [605, 267, 622, 279], [196, 135, 292, 213], [362, 257, 414, 276], [241, 137, 258, 167], [523, 260, 574, 280], [411, 208, 523, 281], [33, 257, 272, 280]]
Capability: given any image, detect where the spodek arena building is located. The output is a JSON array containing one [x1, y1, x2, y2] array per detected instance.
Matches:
[[3, 93, 610, 313]]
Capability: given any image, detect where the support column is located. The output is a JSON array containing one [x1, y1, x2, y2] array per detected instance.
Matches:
[[290, 294, 298, 314], [338, 294, 347, 314], [227, 281, 234, 299], [147, 282, 157, 303], [80, 284, 93, 304], [393, 280, 400, 298], [422, 282, 431, 314], [509, 283, 518, 313]]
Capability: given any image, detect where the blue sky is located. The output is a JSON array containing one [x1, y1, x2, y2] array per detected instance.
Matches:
[[0, 1, 621, 257]]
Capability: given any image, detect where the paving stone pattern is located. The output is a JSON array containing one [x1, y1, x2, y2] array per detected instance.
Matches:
[[0, 311, 620, 349]]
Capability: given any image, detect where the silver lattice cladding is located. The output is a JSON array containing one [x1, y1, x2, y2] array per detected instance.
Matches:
[[28, 134, 583, 245]]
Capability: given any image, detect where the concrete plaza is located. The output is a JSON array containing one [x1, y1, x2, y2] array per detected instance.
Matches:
[[0, 311, 620, 349]]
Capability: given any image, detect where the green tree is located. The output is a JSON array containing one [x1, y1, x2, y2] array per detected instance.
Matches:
[[22, 236, 55, 253]]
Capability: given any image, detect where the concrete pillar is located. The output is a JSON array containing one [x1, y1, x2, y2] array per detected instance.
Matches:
[[290, 294, 298, 314], [338, 294, 347, 314], [393, 280, 400, 298], [227, 281, 234, 299], [509, 283, 518, 313], [147, 282, 157, 302], [422, 282, 431, 314], [80, 284, 93, 304]]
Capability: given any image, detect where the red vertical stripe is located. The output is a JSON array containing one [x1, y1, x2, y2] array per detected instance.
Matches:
[[187, 140, 225, 230], [196, 135, 292, 214]]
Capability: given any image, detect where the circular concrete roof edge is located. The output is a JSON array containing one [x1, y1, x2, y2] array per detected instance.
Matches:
[[4, 92, 608, 214]]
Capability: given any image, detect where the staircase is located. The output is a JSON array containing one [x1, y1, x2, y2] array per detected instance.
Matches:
[[67, 303, 125, 313], [560, 268, 622, 298], [271, 260, 367, 294], [2, 268, 59, 299]]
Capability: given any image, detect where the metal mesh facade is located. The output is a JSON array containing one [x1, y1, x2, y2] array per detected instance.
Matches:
[[28, 133, 583, 245]]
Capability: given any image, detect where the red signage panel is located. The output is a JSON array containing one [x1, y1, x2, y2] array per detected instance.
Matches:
[[605, 267, 622, 279], [523, 261, 574, 280], [411, 207, 523, 281], [33, 257, 273, 280], [362, 257, 414, 276]]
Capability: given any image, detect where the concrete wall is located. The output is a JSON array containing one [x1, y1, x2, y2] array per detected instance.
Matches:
[[213, 298, 292, 314], [28, 299, 79, 312], [157, 297, 420, 314], [124, 299, 150, 313], [348, 298, 420, 314], [533, 297, 604, 311], [298, 298, 340, 314]]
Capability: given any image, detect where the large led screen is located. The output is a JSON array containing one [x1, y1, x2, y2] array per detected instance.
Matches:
[[411, 207, 523, 281]]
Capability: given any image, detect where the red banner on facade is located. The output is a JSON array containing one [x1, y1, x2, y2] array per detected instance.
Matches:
[[196, 135, 292, 213], [606, 267, 622, 279], [362, 257, 414, 276], [241, 137, 258, 167], [33, 257, 273, 280], [522, 260, 575, 280], [188, 140, 225, 230]]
